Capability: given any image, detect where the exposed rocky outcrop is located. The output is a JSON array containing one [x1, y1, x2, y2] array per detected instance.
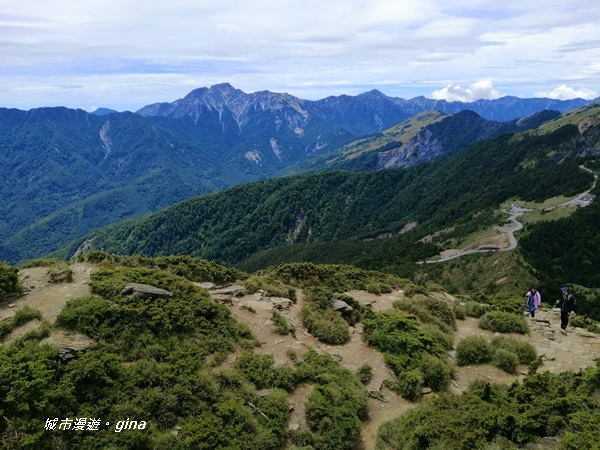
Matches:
[[330, 298, 353, 312], [121, 283, 174, 299]]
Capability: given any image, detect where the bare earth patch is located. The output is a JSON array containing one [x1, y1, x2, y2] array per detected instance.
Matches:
[[224, 288, 437, 449], [0, 263, 96, 348], [451, 313, 600, 394]]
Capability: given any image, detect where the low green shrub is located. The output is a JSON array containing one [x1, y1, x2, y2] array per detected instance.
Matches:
[[301, 288, 349, 344], [299, 350, 368, 450], [377, 362, 600, 449], [420, 323, 454, 350], [393, 297, 456, 333], [265, 262, 402, 293], [301, 306, 349, 345], [56, 295, 120, 339], [243, 275, 296, 301], [479, 311, 529, 334], [365, 281, 393, 294], [423, 297, 456, 329], [363, 311, 445, 359], [456, 336, 494, 366], [48, 261, 73, 283], [464, 301, 491, 318], [363, 310, 451, 397], [18, 321, 52, 343], [388, 369, 423, 401], [20, 258, 67, 268], [271, 310, 293, 335], [12, 306, 42, 326], [457, 335, 536, 373], [0, 321, 12, 340], [419, 354, 452, 392], [0, 262, 21, 301], [494, 349, 519, 374], [561, 410, 600, 450], [81, 252, 244, 284], [491, 336, 537, 364], [403, 283, 429, 297], [0, 306, 42, 340], [233, 352, 297, 391], [453, 303, 467, 320], [570, 315, 600, 334], [356, 364, 373, 385], [425, 282, 446, 292], [486, 294, 527, 315]]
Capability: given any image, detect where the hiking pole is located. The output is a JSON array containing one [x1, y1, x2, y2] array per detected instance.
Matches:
[[542, 306, 556, 320]]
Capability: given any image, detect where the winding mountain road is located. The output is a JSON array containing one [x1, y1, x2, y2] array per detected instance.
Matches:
[[422, 165, 596, 264]]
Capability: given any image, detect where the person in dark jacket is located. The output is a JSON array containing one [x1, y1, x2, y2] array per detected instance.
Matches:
[[555, 286, 576, 333]]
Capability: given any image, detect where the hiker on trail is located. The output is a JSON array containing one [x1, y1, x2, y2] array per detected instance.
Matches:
[[525, 287, 541, 317], [555, 286, 576, 333]]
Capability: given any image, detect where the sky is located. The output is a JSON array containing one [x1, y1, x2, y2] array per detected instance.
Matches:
[[1, 0, 599, 112]]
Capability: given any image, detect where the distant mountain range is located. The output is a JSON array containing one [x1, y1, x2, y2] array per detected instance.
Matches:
[[59, 102, 600, 276], [0, 83, 598, 263], [138, 82, 594, 124]]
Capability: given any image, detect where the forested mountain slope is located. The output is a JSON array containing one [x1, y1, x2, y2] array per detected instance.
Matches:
[[1, 86, 596, 265], [61, 107, 600, 278], [0, 107, 253, 263], [289, 109, 560, 173]]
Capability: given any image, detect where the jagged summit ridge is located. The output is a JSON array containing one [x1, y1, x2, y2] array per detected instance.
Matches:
[[136, 83, 597, 127], [137, 83, 311, 131]]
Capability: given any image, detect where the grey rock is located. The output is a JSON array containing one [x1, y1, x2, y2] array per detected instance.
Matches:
[[271, 298, 293, 310], [121, 282, 173, 299], [330, 299, 353, 312]]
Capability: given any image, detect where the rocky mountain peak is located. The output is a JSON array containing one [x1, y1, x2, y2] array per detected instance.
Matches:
[[358, 89, 386, 99]]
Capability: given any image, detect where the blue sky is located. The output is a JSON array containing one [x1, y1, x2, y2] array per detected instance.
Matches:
[[1, 0, 599, 111]]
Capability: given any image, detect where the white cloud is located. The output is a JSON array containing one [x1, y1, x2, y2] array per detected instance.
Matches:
[[1, 1, 600, 109], [534, 85, 597, 100], [431, 80, 502, 102]]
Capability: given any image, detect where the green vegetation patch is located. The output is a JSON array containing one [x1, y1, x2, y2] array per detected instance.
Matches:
[[455, 335, 494, 366], [570, 314, 600, 334], [264, 262, 401, 293], [479, 311, 529, 334], [271, 310, 294, 336], [393, 296, 456, 333], [0, 306, 42, 341], [377, 361, 600, 449], [393, 296, 456, 352], [362, 310, 451, 398], [5, 262, 374, 449], [20, 258, 69, 268], [243, 275, 296, 300], [58, 265, 252, 359], [300, 288, 352, 345], [456, 335, 537, 373], [82, 251, 244, 284], [296, 350, 369, 450], [47, 260, 73, 283], [0, 261, 22, 302], [1, 261, 373, 449], [491, 336, 537, 364]]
